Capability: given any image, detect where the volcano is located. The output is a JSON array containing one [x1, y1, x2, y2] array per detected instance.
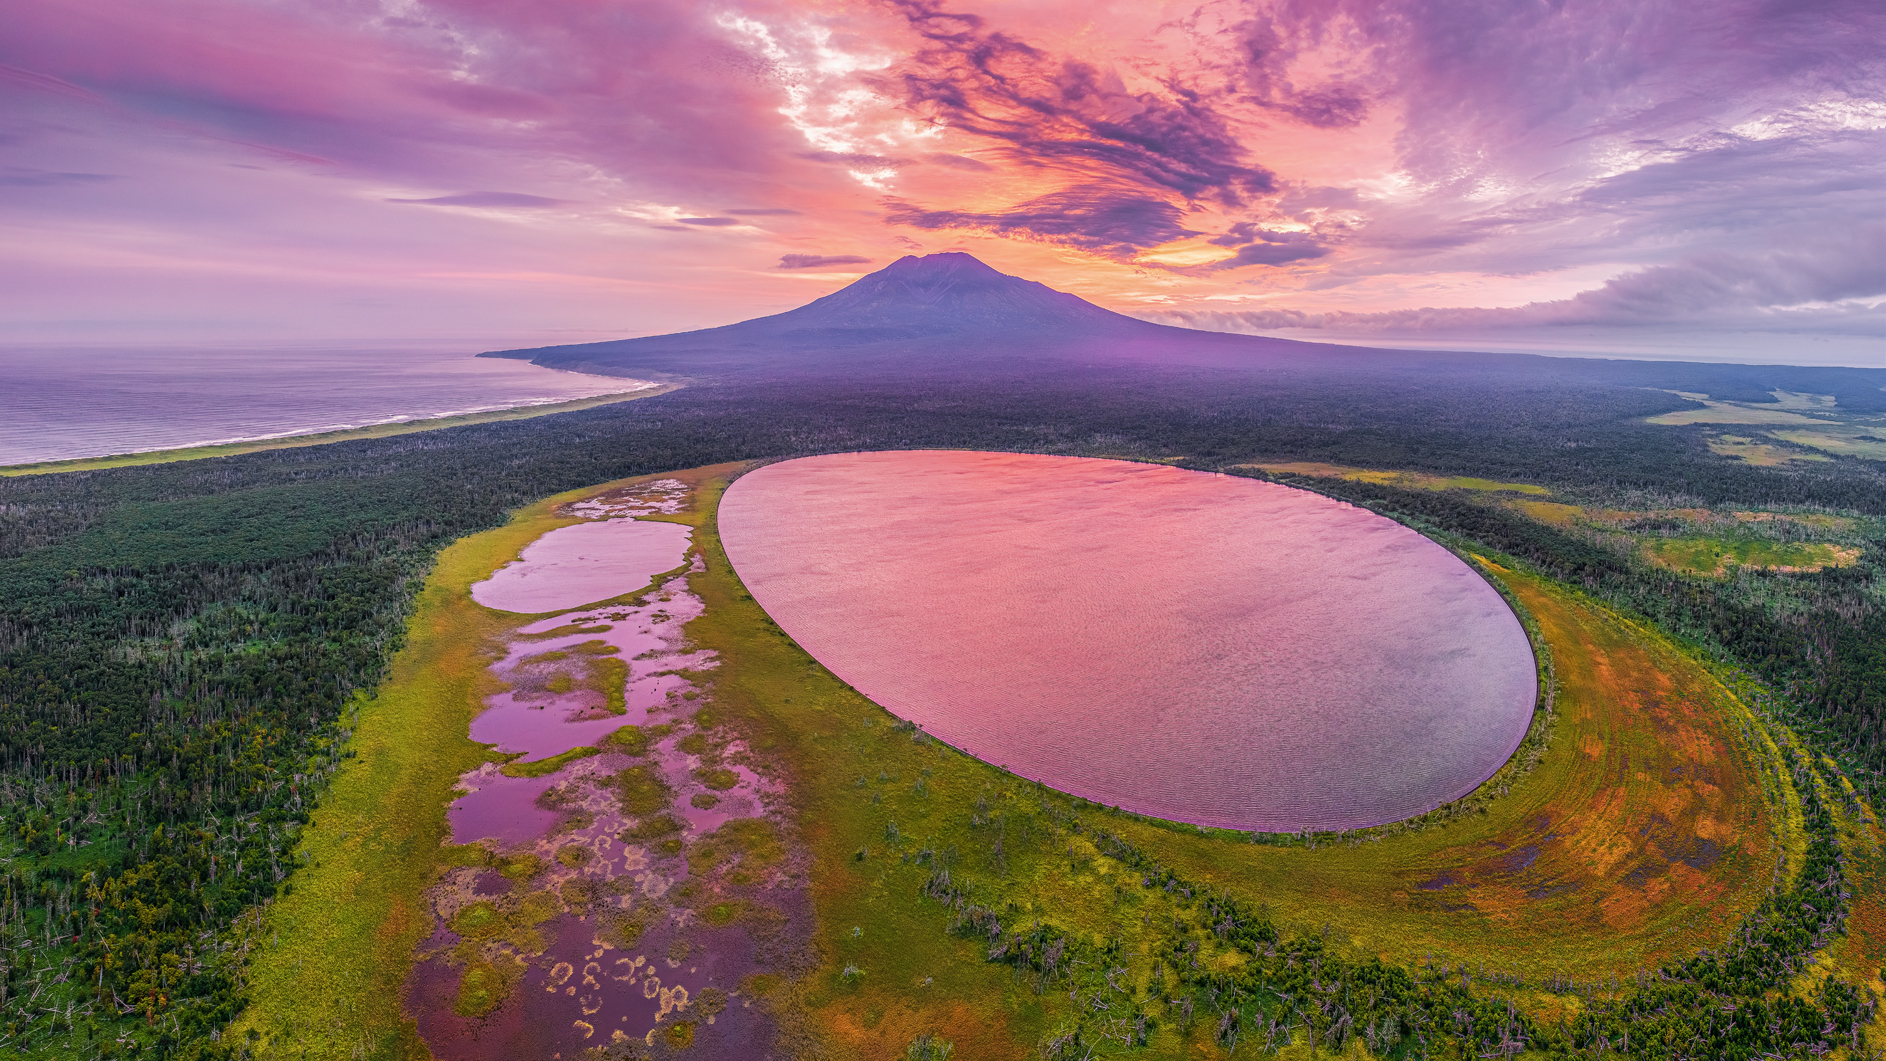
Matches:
[[480, 253, 1886, 406], [479, 252, 1321, 380]]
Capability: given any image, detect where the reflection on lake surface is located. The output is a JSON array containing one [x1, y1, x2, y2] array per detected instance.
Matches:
[[720, 451, 1537, 832]]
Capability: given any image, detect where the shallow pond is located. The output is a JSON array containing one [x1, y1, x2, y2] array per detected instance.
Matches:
[[719, 451, 1537, 832], [471, 512, 692, 614]]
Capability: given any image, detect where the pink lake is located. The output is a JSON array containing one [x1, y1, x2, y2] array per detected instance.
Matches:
[[471, 519, 692, 613], [719, 451, 1538, 832]]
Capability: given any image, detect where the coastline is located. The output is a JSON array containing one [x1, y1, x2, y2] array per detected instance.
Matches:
[[0, 383, 681, 477]]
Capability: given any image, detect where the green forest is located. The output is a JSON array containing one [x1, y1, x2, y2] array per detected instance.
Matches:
[[2, 359, 1884, 1057]]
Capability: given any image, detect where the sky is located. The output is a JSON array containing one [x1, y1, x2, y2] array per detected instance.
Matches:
[[3, 0, 1884, 364]]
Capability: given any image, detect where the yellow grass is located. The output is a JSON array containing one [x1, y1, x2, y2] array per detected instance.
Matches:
[[1641, 538, 1863, 577], [1708, 434, 1830, 465], [1770, 430, 1886, 461], [1244, 462, 1551, 495], [1514, 500, 1585, 526], [1646, 401, 1841, 426], [1732, 510, 1855, 531]]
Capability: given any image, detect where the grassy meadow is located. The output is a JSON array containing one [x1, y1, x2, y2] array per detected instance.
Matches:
[[1638, 538, 1862, 577], [1240, 462, 1552, 495]]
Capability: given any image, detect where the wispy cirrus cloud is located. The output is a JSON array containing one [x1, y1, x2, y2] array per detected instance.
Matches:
[[388, 192, 565, 208], [779, 253, 872, 269]]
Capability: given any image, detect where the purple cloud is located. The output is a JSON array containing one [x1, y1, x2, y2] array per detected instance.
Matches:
[[924, 153, 993, 171], [1209, 240, 1330, 270], [876, 0, 1273, 254], [1156, 225, 1886, 335], [798, 151, 906, 168], [887, 188, 1196, 259], [1196, 222, 1331, 269], [0, 168, 117, 187], [778, 254, 872, 269], [1, 0, 1881, 354], [386, 191, 564, 208]]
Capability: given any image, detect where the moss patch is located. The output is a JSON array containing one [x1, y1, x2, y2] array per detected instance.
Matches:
[[453, 960, 513, 1019], [610, 764, 673, 815], [449, 901, 504, 940], [500, 744, 601, 778], [623, 813, 684, 843], [1642, 537, 1862, 577], [599, 723, 650, 756]]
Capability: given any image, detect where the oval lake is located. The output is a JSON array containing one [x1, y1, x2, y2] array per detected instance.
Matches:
[[719, 451, 1538, 832]]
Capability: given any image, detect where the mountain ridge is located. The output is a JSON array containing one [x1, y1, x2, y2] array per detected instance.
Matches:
[[479, 251, 1298, 380], [478, 254, 1886, 410]]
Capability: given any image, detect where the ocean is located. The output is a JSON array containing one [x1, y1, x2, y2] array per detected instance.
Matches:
[[0, 346, 642, 465]]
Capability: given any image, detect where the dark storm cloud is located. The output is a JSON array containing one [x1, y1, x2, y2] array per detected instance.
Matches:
[[778, 254, 872, 269], [885, 188, 1195, 259]]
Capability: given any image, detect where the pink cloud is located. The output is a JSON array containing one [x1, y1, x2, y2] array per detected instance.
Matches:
[[0, 0, 1879, 356]]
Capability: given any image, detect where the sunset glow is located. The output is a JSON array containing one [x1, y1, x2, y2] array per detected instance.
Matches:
[[4, 0, 1883, 360]]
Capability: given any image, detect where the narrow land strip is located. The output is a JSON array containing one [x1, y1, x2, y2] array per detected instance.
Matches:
[[0, 384, 678, 477]]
